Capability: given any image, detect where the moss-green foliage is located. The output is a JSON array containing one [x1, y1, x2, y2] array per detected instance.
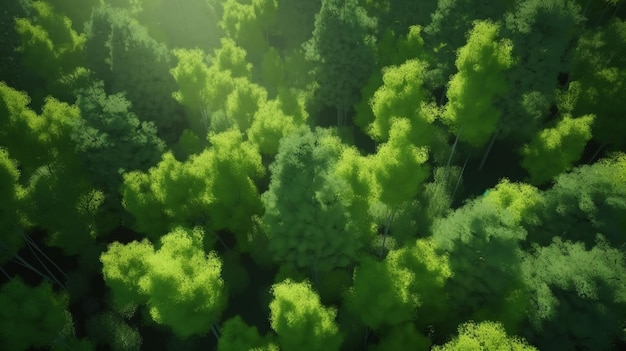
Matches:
[[346, 239, 451, 331], [218, 316, 278, 351], [521, 114, 594, 185], [521, 236, 626, 350], [101, 227, 227, 338], [85, 5, 183, 142], [0, 278, 74, 351], [442, 20, 514, 147], [14, 0, 87, 104], [122, 130, 264, 243], [270, 279, 342, 351], [262, 127, 374, 272], [432, 320, 537, 351], [0, 149, 26, 264]]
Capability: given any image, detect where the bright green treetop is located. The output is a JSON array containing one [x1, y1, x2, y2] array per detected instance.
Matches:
[[123, 130, 264, 243], [369, 59, 437, 145], [368, 118, 431, 207], [432, 320, 537, 351], [269, 279, 342, 351], [346, 239, 452, 330], [521, 114, 594, 185], [15, 0, 87, 103], [139, 227, 227, 338], [218, 316, 278, 351], [101, 227, 227, 338], [442, 20, 514, 147]]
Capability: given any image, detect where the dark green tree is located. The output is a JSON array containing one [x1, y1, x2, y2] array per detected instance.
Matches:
[[261, 127, 374, 275], [521, 235, 626, 350], [499, 0, 584, 141], [85, 5, 183, 142], [0, 278, 74, 351], [218, 316, 278, 351], [305, 0, 377, 126], [72, 81, 165, 196]]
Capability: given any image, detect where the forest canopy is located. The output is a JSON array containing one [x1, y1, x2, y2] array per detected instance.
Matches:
[[1, 0, 625, 350]]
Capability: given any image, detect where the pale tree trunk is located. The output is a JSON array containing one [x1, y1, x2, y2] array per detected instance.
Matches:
[[479, 129, 498, 171], [451, 153, 470, 203], [588, 142, 606, 164], [211, 322, 221, 340]]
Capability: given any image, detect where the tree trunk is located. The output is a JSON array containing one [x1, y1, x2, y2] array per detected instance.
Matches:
[[588, 142, 606, 164], [211, 322, 221, 340], [446, 128, 462, 169], [583, 0, 593, 17], [452, 153, 470, 203], [478, 129, 498, 171]]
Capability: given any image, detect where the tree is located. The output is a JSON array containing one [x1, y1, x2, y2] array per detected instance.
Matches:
[[139, 227, 227, 338], [521, 235, 626, 350], [442, 20, 514, 168], [85, 311, 143, 351], [368, 323, 431, 351], [261, 127, 374, 274], [305, 0, 377, 126], [218, 316, 278, 351], [432, 321, 537, 351], [499, 0, 584, 142], [14, 0, 88, 104], [248, 97, 306, 156], [537, 153, 626, 247], [85, 5, 183, 142], [368, 59, 438, 145], [122, 130, 264, 244], [431, 189, 530, 331], [72, 81, 165, 196], [345, 239, 452, 331], [568, 18, 626, 149], [273, 0, 321, 50], [0, 278, 74, 351], [101, 227, 227, 338], [521, 114, 594, 185], [269, 279, 342, 351], [220, 0, 277, 66]]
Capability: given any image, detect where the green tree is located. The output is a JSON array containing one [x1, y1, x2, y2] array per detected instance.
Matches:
[[218, 316, 278, 351], [139, 227, 227, 338], [346, 239, 452, 331], [500, 0, 584, 141], [432, 320, 537, 351], [273, 0, 321, 50], [521, 235, 626, 350], [220, 0, 276, 66], [521, 114, 594, 185], [442, 20, 514, 168], [537, 153, 626, 247], [305, 0, 377, 126], [101, 227, 227, 338], [368, 59, 438, 145], [85, 5, 183, 142], [122, 130, 264, 244], [248, 97, 306, 156], [568, 18, 626, 149], [72, 81, 165, 196], [269, 279, 342, 351], [0, 278, 74, 351], [431, 188, 530, 331], [261, 127, 374, 274], [85, 311, 143, 351], [14, 0, 88, 104]]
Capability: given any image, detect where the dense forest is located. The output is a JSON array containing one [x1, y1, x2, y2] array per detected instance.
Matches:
[[1, 0, 625, 350]]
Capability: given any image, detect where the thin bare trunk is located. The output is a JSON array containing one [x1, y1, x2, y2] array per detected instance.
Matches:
[[211, 322, 221, 340], [479, 130, 498, 171], [588, 142, 606, 164], [446, 128, 462, 169], [379, 209, 396, 259], [452, 153, 470, 203]]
